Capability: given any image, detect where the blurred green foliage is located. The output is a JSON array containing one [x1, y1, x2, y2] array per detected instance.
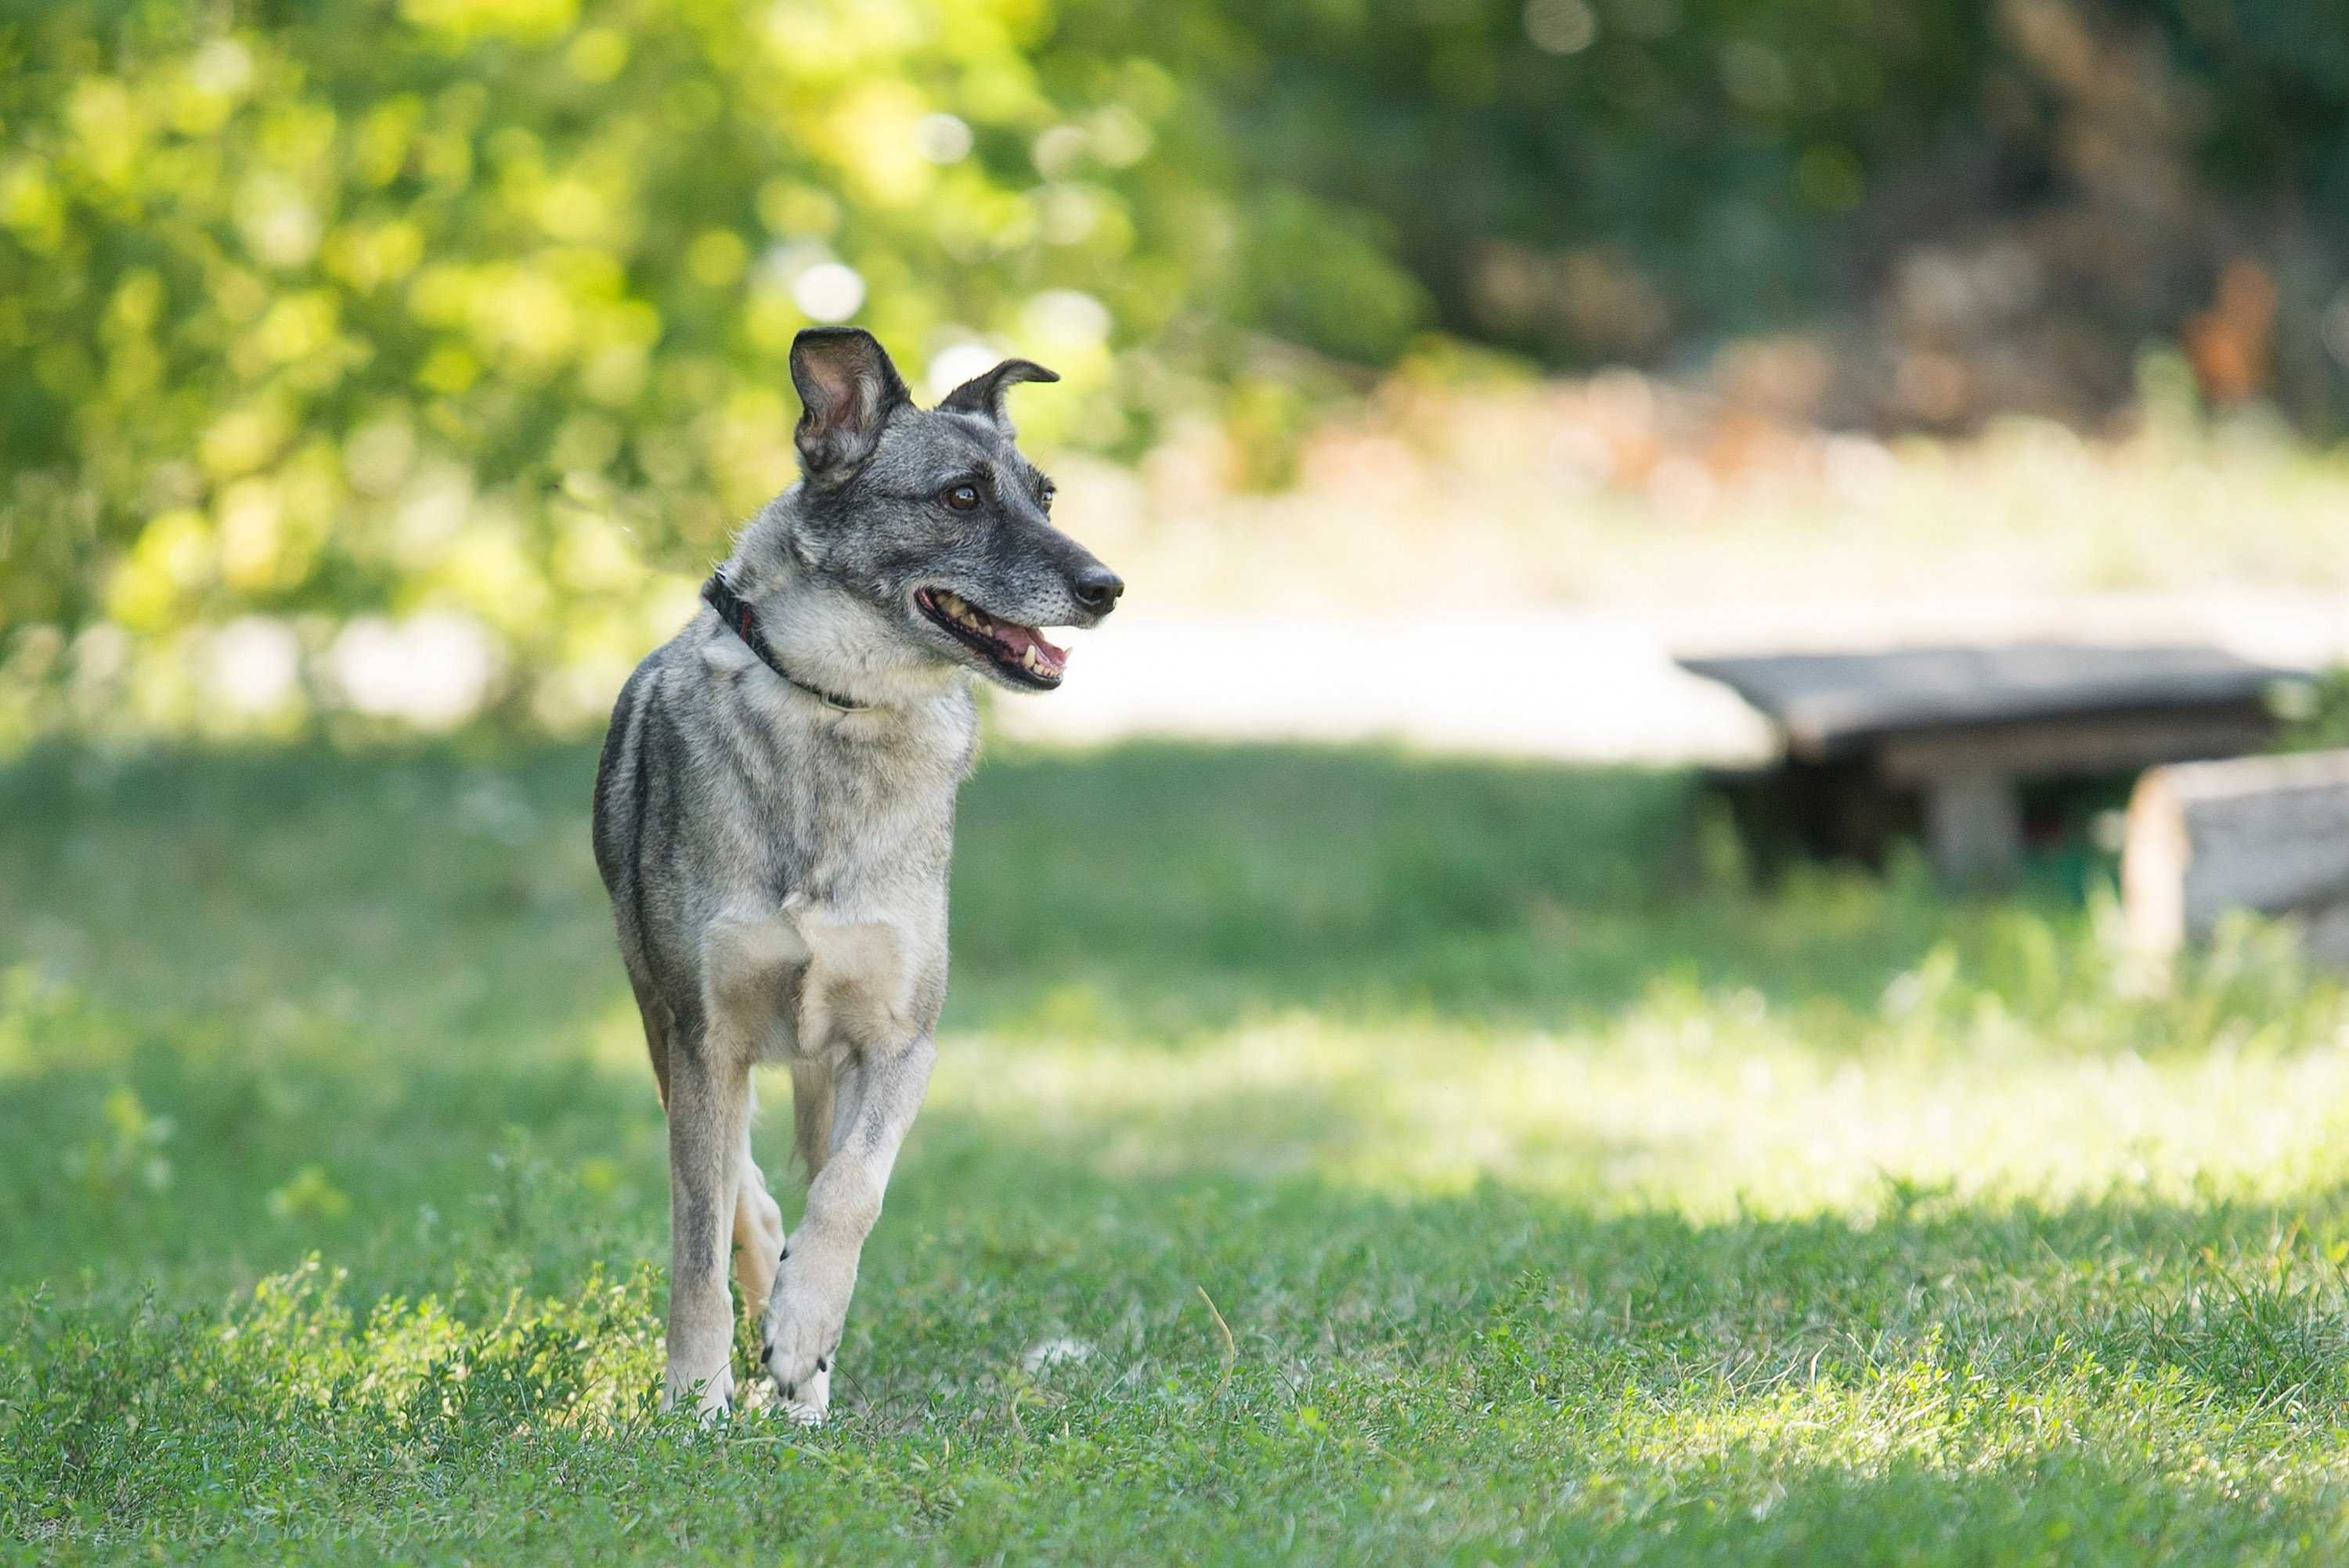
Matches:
[[0, 0, 1277, 647], [3, 0, 2347, 716], [2278, 667, 2349, 754], [1221, 0, 2349, 357]]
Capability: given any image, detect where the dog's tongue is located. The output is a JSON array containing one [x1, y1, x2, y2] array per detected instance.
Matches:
[[997, 620, 1069, 671]]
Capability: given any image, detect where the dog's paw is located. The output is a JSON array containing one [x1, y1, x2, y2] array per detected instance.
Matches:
[[663, 1362, 737, 1425], [779, 1360, 831, 1426], [760, 1318, 837, 1426], [761, 1249, 850, 1426]]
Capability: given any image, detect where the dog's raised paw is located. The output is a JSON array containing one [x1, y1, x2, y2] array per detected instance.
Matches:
[[761, 1324, 835, 1425], [762, 1248, 849, 1425]]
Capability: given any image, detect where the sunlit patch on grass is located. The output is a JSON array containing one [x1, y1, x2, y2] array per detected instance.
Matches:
[[931, 1000, 2349, 1217]]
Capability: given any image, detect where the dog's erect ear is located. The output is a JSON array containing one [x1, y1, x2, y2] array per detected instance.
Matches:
[[791, 327, 910, 481], [938, 358, 1059, 433]]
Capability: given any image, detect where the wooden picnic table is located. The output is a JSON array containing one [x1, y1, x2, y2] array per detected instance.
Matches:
[[1679, 643, 2300, 881]]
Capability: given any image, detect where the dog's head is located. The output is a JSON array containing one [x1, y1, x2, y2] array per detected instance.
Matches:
[[765, 326, 1121, 693]]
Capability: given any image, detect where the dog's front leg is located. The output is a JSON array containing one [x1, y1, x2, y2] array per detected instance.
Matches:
[[662, 1044, 749, 1418], [762, 1032, 935, 1422], [666, 911, 808, 1417]]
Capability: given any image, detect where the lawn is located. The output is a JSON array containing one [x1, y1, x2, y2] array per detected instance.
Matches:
[[6, 738, 2349, 1564]]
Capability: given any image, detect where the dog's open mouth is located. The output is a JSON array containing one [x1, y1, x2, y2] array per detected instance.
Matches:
[[915, 588, 1069, 688]]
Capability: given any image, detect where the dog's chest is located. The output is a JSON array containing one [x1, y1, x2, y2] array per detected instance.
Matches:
[[780, 722, 962, 902], [744, 721, 965, 1062]]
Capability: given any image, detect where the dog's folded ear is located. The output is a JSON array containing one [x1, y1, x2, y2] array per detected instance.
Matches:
[[791, 327, 911, 482], [938, 358, 1059, 434]]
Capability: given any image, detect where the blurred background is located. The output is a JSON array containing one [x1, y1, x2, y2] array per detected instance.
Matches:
[[5, 0, 2349, 749]]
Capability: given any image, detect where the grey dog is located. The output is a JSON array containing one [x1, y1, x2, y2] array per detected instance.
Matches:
[[591, 326, 1121, 1421]]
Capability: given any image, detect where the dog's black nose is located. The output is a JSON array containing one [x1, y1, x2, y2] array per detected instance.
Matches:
[[1073, 565, 1124, 614]]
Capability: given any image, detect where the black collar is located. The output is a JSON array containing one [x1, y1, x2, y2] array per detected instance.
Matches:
[[701, 571, 867, 712]]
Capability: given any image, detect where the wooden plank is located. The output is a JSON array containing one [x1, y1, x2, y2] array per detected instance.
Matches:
[[1874, 708, 2277, 784], [1680, 643, 2295, 758], [2123, 748, 2349, 965]]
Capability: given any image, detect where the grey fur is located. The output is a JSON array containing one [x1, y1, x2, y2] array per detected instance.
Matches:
[[591, 327, 1120, 1420]]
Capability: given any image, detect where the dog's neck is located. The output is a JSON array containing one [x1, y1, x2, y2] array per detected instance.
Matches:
[[704, 546, 963, 719]]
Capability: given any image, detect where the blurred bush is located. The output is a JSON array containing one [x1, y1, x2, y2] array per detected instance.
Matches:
[[3, 0, 2347, 737], [1196, 0, 2349, 431], [0, 0, 1290, 676]]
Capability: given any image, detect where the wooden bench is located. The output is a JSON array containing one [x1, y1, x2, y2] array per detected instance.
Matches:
[[1680, 643, 2300, 881]]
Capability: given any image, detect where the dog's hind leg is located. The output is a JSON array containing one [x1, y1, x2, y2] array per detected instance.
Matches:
[[789, 1060, 835, 1181], [731, 1090, 784, 1333], [632, 982, 673, 1109]]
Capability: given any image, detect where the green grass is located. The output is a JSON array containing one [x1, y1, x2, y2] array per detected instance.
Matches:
[[6, 739, 2349, 1564]]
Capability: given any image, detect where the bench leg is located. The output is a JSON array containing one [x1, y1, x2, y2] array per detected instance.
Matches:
[[1924, 770, 2022, 885]]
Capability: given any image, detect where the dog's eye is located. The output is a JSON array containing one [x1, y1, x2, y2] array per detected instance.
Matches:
[[944, 484, 981, 512], [1039, 485, 1055, 514]]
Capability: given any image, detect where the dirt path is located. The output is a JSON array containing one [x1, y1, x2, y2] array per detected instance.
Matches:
[[996, 592, 2349, 763]]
